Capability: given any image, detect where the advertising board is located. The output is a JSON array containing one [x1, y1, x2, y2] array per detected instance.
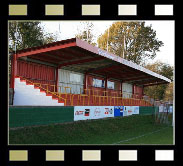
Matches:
[[159, 105, 164, 112], [169, 106, 173, 113], [123, 106, 128, 116], [123, 106, 133, 116], [114, 106, 124, 117], [74, 106, 114, 121], [74, 106, 92, 121], [132, 106, 139, 115]]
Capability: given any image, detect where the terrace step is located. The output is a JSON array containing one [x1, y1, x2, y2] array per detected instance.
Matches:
[[13, 77, 65, 106]]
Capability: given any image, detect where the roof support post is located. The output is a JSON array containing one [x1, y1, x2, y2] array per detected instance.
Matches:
[[11, 54, 17, 89], [84, 73, 88, 93], [55, 67, 59, 92], [105, 76, 108, 96], [10, 55, 14, 89], [142, 85, 144, 97], [121, 81, 123, 98]]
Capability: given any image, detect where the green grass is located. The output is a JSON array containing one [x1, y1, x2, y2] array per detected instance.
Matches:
[[9, 115, 173, 145]]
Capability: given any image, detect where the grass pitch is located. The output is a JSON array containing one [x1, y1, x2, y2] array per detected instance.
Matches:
[[9, 115, 173, 145]]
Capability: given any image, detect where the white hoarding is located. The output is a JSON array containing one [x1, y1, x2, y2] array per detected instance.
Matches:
[[74, 106, 114, 121], [123, 106, 133, 116], [169, 106, 173, 113], [74, 106, 92, 121], [127, 106, 133, 116], [132, 106, 139, 114], [91, 106, 114, 119], [159, 105, 164, 112]]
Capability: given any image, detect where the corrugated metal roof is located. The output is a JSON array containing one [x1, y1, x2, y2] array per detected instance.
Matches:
[[15, 38, 171, 85]]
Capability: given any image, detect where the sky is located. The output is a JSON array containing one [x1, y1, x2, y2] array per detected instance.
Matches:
[[41, 20, 174, 66]]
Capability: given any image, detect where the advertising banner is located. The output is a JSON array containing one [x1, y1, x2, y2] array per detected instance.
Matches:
[[163, 106, 168, 113], [74, 106, 114, 121], [123, 106, 128, 116], [123, 106, 133, 116], [92, 106, 114, 119], [102, 106, 114, 118], [114, 106, 124, 117], [74, 106, 92, 121], [169, 106, 173, 113], [90, 107, 102, 119], [132, 106, 139, 115], [159, 105, 164, 112], [127, 106, 133, 116], [159, 105, 173, 113]]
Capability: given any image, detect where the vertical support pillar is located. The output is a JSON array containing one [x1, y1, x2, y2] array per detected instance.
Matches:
[[132, 84, 135, 106], [142, 85, 144, 99], [11, 54, 17, 89], [104, 76, 108, 96], [84, 73, 87, 94], [10, 55, 14, 88], [132, 84, 134, 96], [121, 81, 123, 97], [55, 67, 59, 92]]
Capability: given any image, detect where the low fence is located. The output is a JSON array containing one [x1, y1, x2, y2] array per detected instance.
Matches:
[[9, 88, 14, 105], [9, 106, 74, 128], [9, 106, 160, 128], [139, 106, 158, 115]]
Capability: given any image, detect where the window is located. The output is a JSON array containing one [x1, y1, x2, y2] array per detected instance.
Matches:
[[107, 81, 114, 89], [93, 78, 105, 88], [70, 73, 81, 83]]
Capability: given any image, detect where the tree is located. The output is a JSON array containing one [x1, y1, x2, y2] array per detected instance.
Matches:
[[164, 82, 173, 101], [75, 22, 96, 46], [97, 21, 164, 65], [144, 61, 174, 101], [9, 21, 57, 53]]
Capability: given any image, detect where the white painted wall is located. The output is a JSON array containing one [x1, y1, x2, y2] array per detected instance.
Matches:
[[13, 78, 64, 106]]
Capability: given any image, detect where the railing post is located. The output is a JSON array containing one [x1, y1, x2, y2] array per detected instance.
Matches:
[[54, 85, 55, 92], [46, 85, 48, 93]]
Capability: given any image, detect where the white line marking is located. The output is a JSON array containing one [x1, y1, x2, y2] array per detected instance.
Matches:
[[112, 126, 170, 144]]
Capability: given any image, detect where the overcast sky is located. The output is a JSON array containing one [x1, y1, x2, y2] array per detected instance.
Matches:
[[41, 20, 174, 66]]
